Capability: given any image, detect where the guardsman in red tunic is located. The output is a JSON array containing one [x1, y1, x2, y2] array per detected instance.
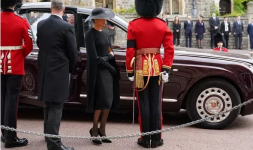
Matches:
[[213, 33, 228, 52], [126, 0, 174, 148], [1, 0, 33, 148]]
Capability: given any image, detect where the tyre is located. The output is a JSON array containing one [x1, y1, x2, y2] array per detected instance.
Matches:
[[186, 79, 241, 129], [22, 67, 38, 95]]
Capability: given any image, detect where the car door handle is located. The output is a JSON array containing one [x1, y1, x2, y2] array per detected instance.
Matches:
[[173, 69, 178, 72]]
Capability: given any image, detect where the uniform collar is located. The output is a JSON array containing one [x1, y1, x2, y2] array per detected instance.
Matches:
[[1, 9, 14, 12]]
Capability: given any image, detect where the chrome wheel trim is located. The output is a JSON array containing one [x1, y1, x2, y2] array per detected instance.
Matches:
[[196, 88, 232, 123]]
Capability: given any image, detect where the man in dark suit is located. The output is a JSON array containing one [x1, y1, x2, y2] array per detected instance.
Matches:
[[220, 17, 231, 48], [36, 0, 78, 150], [233, 16, 244, 49], [247, 18, 253, 50], [184, 15, 193, 48], [209, 13, 220, 48], [162, 13, 169, 26]]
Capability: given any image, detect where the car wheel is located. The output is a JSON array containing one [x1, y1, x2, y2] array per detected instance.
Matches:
[[186, 79, 241, 129], [22, 67, 38, 95]]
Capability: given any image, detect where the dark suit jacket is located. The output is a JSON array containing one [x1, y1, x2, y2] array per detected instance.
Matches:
[[173, 22, 181, 33], [36, 15, 78, 102], [220, 21, 231, 33], [195, 21, 205, 34], [247, 23, 253, 36], [184, 20, 193, 34], [162, 17, 169, 26], [209, 17, 220, 32], [233, 21, 244, 34]]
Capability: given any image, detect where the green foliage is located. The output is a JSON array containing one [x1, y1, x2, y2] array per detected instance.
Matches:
[[223, 11, 245, 17], [113, 5, 137, 15], [234, 0, 247, 13], [210, 4, 221, 16]]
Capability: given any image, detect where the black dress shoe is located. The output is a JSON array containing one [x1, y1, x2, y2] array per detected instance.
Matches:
[[151, 139, 164, 148], [137, 138, 150, 148], [57, 145, 74, 150], [89, 128, 102, 145], [1, 135, 5, 143], [98, 128, 112, 143], [4, 137, 28, 148]]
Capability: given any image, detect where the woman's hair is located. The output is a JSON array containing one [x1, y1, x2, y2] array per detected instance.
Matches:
[[198, 16, 203, 22], [174, 16, 180, 23]]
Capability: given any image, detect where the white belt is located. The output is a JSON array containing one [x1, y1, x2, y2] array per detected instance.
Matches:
[[0, 46, 22, 50]]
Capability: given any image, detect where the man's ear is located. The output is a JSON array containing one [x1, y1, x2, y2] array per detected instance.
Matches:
[[63, 7, 65, 14]]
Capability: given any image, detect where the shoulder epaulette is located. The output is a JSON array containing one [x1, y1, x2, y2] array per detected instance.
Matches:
[[14, 13, 25, 19], [156, 17, 166, 23]]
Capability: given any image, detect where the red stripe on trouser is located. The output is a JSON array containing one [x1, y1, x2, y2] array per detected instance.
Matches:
[[15, 76, 23, 132], [160, 83, 164, 139], [136, 90, 143, 139]]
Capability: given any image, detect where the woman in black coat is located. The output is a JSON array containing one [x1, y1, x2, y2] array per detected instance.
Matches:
[[173, 16, 181, 46], [195, 16, 206, 48], [85, 8, 120, 145]]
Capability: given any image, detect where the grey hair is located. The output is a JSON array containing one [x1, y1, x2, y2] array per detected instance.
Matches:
[[51, 0, 65, 11]]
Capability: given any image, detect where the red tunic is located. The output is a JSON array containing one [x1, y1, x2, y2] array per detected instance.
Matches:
[[213, 47, 228, 52], [126, 17, 174, 76], [0, 10, 33, 75]]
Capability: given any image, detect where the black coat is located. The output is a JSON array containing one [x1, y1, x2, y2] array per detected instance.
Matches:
[[36, 15, 78, 102], [195, 21, 205, 34], [85, 29, 120, 113], [209, 17, 220, 32], [220, 21, 231, 33]]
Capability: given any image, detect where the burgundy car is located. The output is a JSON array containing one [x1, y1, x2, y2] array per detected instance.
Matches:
[[18, 2, 253, 129]]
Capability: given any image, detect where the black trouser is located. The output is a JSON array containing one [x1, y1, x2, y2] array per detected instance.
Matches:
[[223, 31, 230, 48], [250, 35, 253, 50], [210, 31, 217, 48], [185, 32, 192, 48], [1, 74, 23, 140], [44, 101, 64, 150], [173, 32, 180, 46], [137, 77, 162, 141], [235, 32, 242, 49]]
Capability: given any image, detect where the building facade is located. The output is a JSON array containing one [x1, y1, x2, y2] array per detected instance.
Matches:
[[24, 0, 234, 17]]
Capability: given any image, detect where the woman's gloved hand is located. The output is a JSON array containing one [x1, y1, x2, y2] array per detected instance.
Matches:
[[104, 62, 116, 75]]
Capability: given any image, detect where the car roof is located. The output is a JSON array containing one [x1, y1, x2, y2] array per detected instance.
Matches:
[[21, 2, 128, 30]]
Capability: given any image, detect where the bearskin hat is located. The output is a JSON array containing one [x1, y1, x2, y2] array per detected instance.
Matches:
[[135, 0, 163, 17], [213, 33, 224, 47], [1, 0, 19, 9]]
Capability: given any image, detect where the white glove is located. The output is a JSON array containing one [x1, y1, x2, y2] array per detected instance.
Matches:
[[161, 72, 169, 83], [128, 76, 134, 82]]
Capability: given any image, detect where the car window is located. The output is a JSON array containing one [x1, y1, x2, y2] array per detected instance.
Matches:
[[24, 11, 75, 42]]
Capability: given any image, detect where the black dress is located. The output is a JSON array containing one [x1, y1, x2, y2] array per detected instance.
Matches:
[[86, 28, 113, 110]]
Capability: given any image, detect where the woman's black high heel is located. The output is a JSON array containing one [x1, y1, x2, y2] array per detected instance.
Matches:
[[98, 128, 112, 143], [89, 128, 102, 145]]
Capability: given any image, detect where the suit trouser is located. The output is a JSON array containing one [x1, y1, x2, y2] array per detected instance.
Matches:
[[1, 74, 23, 139], [235, 32, 242, 49], [44, 101, 64, 149], [210, 31, 217, 48], [173, 32, 180, 46], [185, 32, 192, 48], [223, 32, 230, 48], [137, 77, 162, 141], [250, 35, 253, 50]]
